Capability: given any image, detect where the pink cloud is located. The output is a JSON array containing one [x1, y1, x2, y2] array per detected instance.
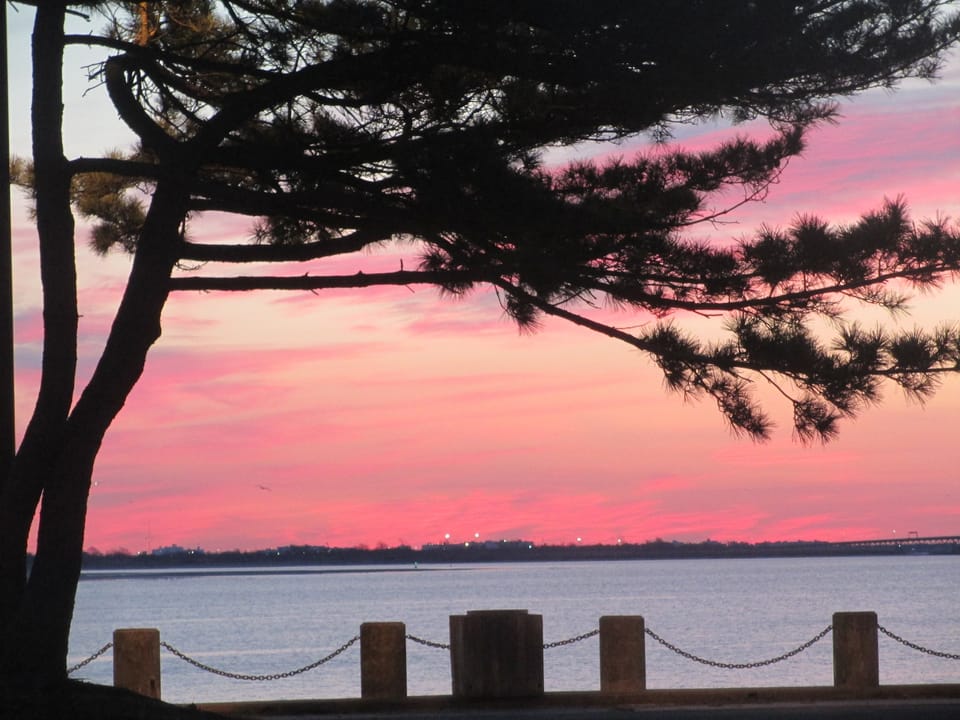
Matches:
[[13, 307, 44, 346], [12, 45, 960, 555], [62, 279, 960, 552], [568, 94, 958, 238]]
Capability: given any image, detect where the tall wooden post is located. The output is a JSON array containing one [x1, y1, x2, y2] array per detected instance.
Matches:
[[113, 628, 161, 699], [360, 621, 407, 700], [450, 609, 544, 699], [832, 611, 879, 690], [600, 615, 646, 693]]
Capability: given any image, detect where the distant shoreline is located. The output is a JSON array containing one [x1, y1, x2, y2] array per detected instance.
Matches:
[[72, 536, 959, 574], [79, 565, 451, 581]]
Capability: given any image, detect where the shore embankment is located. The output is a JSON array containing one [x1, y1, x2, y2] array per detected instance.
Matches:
[[199, 686, 960, 719]]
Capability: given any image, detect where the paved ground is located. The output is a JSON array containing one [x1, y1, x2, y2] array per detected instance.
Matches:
[[225, 699, 960, 720], [203, 692, 960, 720]]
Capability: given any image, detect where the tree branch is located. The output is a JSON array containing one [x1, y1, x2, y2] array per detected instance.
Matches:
[[103, 55, 179, 155], [179, 229, 386, 263], [168, 268, 487, 292], [68, 156, 162, 179]]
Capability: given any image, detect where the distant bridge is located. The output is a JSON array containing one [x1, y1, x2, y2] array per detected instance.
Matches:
[[832, 535, 960, 548]]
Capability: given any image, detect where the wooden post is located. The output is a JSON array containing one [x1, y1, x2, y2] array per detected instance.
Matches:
[[599, 615, 646, 693], [449, 609, 544, 699], [360, 622, 407, 700], [832, 611, 879, 689], [113, 628, 161, 699]]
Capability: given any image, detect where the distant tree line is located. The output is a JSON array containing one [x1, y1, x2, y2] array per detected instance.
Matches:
[[70, 537, 959, 571]]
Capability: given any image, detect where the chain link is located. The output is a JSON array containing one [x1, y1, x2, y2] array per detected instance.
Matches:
[[66, 642, 114, 676], [406, 634, 450, 650], [407, 629, 602, 651], [544, 628, 600, 649], [159, 635, 359, 681], [644, 625, 833, 669], [879, 624, 960, 660]]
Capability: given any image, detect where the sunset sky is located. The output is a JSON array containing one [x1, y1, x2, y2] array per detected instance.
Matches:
[[7, 8, 960, 553]]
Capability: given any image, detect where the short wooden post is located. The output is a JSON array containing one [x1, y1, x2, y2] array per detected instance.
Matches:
[[832, 611, 879, 689], [113, 628, 161, 699], [599, 615, 646, 693], [449, 609, 544, 699], [360, 622, 407, 699]]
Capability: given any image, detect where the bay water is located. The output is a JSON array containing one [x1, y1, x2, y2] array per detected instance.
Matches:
[[67, 556, 960, 704]]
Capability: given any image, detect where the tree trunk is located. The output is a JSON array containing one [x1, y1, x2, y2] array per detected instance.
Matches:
[[0, 2, 76, 645], [0, 3, 192, 682], [5, 177, 186, 681]]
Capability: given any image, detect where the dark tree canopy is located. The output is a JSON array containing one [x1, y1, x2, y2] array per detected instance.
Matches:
[[2, 0, 960, 695], [79, 0, 960, 440]]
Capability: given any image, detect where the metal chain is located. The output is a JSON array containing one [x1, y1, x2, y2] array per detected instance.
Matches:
[[407, 629, 602, 651], [544, 629, 600, 649], [879, 624, 960, 660], [406, 634, 450, 650], [159, 635, 359, 681], [644, 625, 833, 669], [66, 642, 114, 676], [58, 622, 960, 684]]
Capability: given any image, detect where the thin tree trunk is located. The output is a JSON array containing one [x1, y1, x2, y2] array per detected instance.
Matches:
[[0, 2, 76, 642], [1, 4, 191, 680], [10, 178, 186, 681]]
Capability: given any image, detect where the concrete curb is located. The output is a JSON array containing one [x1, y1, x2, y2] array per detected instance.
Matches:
[[196, 684, 960, 717]]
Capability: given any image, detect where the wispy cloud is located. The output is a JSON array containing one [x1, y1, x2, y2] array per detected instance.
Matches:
[[10, 27, 960, 553]]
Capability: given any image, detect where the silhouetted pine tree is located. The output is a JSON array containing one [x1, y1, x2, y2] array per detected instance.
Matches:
[[3, 1, 960, 697]]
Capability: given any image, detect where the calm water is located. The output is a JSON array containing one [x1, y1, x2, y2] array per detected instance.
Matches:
[[67, 556, 960, 704]]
